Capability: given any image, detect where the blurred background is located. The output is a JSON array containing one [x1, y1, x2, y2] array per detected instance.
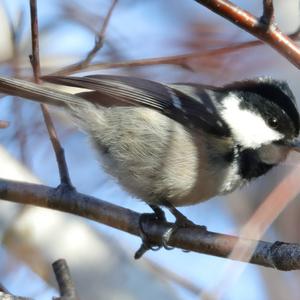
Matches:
[[0, 0, 300, 299]]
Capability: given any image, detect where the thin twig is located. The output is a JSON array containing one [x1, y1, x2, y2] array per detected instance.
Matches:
[[261, 0, 274, 26], [193, 0, 300, 69], [29, 0, 41, 81], [51, 25, 300, 75], [53, 259, 79, 300], [56, 0, 117, 75], [1, 178, 300, 271], [29, 0, 73, 187], [51, 40, 262, 75]]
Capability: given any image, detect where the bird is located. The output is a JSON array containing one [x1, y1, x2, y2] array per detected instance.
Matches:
[[0, 75, 299, 257]]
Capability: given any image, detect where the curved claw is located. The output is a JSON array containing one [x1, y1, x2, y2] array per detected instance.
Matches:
[[134, 241, 160, 259], [161, 219, 207, 252], [162, 227, 175, 250]]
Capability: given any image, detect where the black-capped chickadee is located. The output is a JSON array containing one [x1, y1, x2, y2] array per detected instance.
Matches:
[[0, 75, 299, 255]]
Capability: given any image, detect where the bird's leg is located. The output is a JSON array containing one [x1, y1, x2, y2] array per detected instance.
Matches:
[[163, 201, 194, 227], [134, 204, 166, 259], [149, 204, 166, 221], [162, 201, 207, 249]]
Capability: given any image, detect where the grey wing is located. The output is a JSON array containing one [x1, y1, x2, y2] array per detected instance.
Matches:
[[42, 75, 230, 137]]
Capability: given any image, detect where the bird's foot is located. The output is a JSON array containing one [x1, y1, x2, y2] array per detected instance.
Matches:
[[161, 201, 207, 250], [135, 203, 207, 258], [134, 205, 166, 259]]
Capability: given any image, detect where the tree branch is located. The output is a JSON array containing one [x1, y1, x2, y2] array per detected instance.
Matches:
[[261, 0, 274, 26], [53, 0, 117, 75], [52, 42, 262, 75], [193, 0, 300, 69], [0, 178, 300, 271], [0, 259, 78, 300], [29, 0, 73, 187], [0, 293, 32, 300], [53, 259, 79, 300], [51, 26, 300, 75]]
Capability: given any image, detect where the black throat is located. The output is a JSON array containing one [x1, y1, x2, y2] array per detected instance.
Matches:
[[236, 146, 275, 180]]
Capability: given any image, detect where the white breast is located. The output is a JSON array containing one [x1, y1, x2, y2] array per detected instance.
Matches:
[[71, 105, 243, 206]]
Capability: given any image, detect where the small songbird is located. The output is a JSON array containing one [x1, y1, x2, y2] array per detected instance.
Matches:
[[0, 75, 299, 255]]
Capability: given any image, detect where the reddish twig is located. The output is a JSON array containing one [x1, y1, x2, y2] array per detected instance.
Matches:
[[193, 0, 300, 69], [50, 26, 300, 75], [29, 0, 73, 187], [71, 41, 262, 73], [54, 0, 117, 75], [29, 0, 41, 82], [53, 259, 79, 300], [82, 0, 117, 63]]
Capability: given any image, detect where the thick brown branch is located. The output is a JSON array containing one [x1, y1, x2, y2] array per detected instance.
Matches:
[[29, 0, 72, 187], [0, 178, 300, 271], [194, 0, 300, 69]]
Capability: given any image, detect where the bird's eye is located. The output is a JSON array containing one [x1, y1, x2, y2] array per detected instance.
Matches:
[[268, 117, 278, 128]]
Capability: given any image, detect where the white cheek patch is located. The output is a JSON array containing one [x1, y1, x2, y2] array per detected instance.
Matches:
[[220, 95, 283, 149]]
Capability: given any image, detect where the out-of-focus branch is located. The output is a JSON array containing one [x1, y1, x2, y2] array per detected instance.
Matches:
[[53, 0, 117, 75], [29, 0, 73, 187], [144, 259, 202, 295], [0, 292, 32, 300], [0, 283, 10, 294], [193, 0, 300, 68], [203, 163, 300, 298], [53, 42, 261, 74], [50, 25, 300, 75], [53, 259, 79, 300], [0, 259, 78, 300], [0, 120, 9, 128], [1, 178, 300, 271]]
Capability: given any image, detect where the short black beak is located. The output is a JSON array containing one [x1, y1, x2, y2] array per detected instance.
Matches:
[[289, 140, 300, 153]]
